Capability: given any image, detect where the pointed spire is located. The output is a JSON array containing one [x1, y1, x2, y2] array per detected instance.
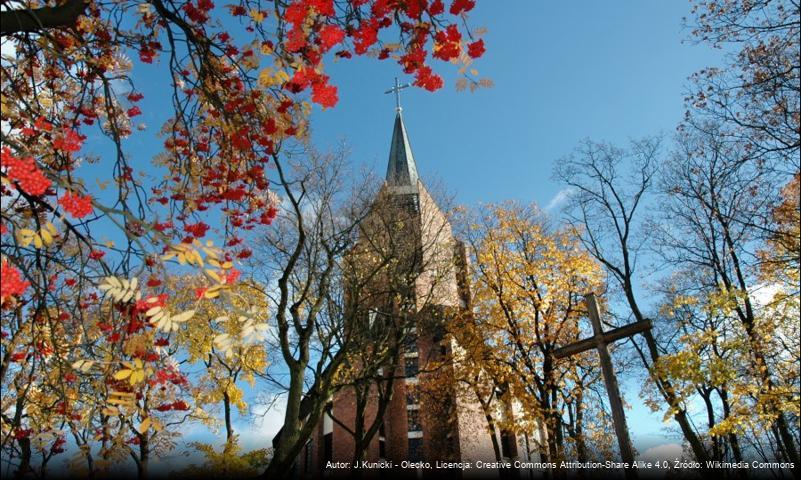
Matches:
[[385, 111, 419, 192]]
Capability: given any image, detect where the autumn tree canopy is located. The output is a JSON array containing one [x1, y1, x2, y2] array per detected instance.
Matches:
[[454, 203, 608, 465]]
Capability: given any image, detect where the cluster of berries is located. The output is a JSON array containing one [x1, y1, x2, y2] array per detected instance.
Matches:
[[1, 147, 51, 196], [58, 192, 94, 219], [1, 260, 29, 302]]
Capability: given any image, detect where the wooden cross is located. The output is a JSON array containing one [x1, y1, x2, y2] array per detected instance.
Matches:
[[384, 77, 411, 112], [554, 293, 651, 480]]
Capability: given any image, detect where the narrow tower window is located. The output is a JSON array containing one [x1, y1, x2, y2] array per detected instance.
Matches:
[[404, 356, 418, 377]]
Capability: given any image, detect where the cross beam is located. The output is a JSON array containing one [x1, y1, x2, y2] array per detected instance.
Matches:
[[384, 77, 411, 112], [554, 294, 651, 480], [553, 319, 651, 359]]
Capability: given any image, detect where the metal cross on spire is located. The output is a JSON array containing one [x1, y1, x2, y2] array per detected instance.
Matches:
[[384, 77, 412, 112]]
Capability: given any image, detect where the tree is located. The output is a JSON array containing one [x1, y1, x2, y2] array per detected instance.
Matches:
[[243, 146, 461, 475], [459, 202, 606, 469], [444, 308, 509, 463], [168, 277, 271, 478], [241, 146, 373, 477], [294, 171, 464, 466], [758, 173, 800, 289], [174, 278, 270, 443], [684, 0, 799, 169], [681, 0, 800, 464], [646, 274, 750, 465], [656, 125, 799, 466], [554, 137, 714, 468]]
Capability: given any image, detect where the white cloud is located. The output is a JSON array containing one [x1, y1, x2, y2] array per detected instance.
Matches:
[[544, 187, 574, 212], [238, 402, 287, 451], [750, 282, 783, 309]]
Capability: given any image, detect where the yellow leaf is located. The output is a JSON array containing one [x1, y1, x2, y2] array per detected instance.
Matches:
[[191, 251, 204, 267], [206, 269, 221, 282], [275, 70, 290, 83], [171, 309, 195, 323], [137, 417, 152, 434], [204, 287, 221, 299], [250, 9, 265, 22], [258, 68, 277, 88], [114, 369, 132, 380], [72, 360, 94, 372], [109, 390, 136, 400], [130, 370, 145, 384], [41, 229, 53, 245], [17, 230, 34, 247]]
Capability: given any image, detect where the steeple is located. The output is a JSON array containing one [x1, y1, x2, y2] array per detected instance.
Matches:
[[385, 111, 419, 192], [383, 78, 419, 195]]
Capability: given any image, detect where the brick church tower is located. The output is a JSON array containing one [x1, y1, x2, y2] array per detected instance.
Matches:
[[285, 99, 532, 478]]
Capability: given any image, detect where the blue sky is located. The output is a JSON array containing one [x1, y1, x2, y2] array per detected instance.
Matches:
[[10, 1, 728, 473], [302, 0, 724, 460], [153, 0, 725, 468], [310, 1, 722, 210]]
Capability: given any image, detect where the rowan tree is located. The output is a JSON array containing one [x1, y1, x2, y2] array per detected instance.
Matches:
[[1, 0, 488, 476]]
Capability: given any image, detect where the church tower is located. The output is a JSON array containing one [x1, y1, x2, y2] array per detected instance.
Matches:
[[290, 86, 520, 478]]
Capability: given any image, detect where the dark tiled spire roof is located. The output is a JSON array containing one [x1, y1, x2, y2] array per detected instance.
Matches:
[[385, 111, 419, 192]]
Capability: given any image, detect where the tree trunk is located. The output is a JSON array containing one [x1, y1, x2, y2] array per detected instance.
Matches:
[[537, 423, 552, 480], [641, 330, 712, 469], [351, 386, 368, 470], [266, 363, 306, 478], [550, 387, 565, 463], [484, 412, 503, 462], [223, 391, 234, 442], [540, 394, 563, 480], [718, 389, 743, 463], [574, 389, 588, 463], [14, 437, 31, 479], [473, 386, 502, 462], [700, 388, 721, 461], [0, 0, 87, 35], [137, 435, 149, 480]]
